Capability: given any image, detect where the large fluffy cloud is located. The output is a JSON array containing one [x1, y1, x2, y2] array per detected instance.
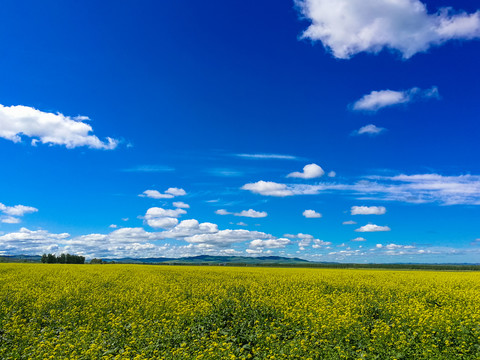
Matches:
[[287, 163, 325, 179], [184, 229, 273, 247], [0, 104, 118, 149], [296, 0, 480, 59], [352, 87, 439, 111], [249, 238, 291, 249]]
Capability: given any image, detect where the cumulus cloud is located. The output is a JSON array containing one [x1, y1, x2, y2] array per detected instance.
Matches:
[[249, 238, 291, 249], [144, 207, 187, 229], [328, 171, 336, 178], [355, 224, 391, 232], [352, 87, 439, 111], [140, 188, 187, 199], [287, 163, 325, 179], [234, 209, 268, 218], [296, 0, 480, 59], [184, 229, 272, 247], [173, 202, 190, 209], [342, 220, 357, 225], [0, 202, 38, 224], [303, 209, 322, 218], [215, 209, 232, 215], [0, 104, 118, 149], [0, 227, 70, 255], [157, 219, 218, 239], [353, 124, 385, 136], [351, 206, 387, 215]]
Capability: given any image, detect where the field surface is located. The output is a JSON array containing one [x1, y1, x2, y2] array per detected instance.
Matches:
[[1, 264, 480, 359]]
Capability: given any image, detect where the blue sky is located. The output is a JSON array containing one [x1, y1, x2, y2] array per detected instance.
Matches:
[[1, 0, 480, 263]]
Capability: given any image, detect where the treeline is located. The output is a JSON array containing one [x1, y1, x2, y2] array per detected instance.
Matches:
[[41, 253, 85, 264]]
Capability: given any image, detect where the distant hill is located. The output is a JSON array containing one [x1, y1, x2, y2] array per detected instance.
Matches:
[[103, 255, 310, 265]]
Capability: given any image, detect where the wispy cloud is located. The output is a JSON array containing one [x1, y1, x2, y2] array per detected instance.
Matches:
[[351, 206, 386, 215], [296, 0, 480, 59], [243, 173, 480, 205], [235, 153, 299, 160], [352, 87, 439, 112], [122, 165, 174, 173], [0, 104, 118, 149]]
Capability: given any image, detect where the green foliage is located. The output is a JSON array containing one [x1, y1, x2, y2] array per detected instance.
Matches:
[[41, 253, 85, 264]]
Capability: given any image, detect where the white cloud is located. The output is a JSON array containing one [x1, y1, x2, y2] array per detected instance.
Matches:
[[234, 209, 268, 218], [351, 206, 386, 215], [250, 238, 291, 249], [242, 181, 323, 197], [328, 171, 336, 178], [109, 224, 118, 229], [342, 220, 357, 225], [215, 209, 232, 215], [173, 202, 190, 209], [312, 239, 332, 248], [144, 207, 187, 229], [352, 87, 439, 111], [0, 227, 70, 255], [287, 163, 325, 179], [0, 202, 38, 224], [236, 153, 299, 160], [236, 222, 248, 226], [140, 188, 187, 199], [353, 124, 385, 136], [184, 229, 272, 247], [158, 219, 218, 239], [351, 237, 367, 242], [139, 190, 173, 199], [296, 0, 480, 59], [242, 181, 295, 197], [303, 209, 322, 218], [0, 104, 118, 149], [355, 224, 391, 232], [165, 188, 186, 196]]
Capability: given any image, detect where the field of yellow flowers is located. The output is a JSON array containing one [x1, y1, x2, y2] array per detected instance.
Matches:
[[1, 264, 479, 359]]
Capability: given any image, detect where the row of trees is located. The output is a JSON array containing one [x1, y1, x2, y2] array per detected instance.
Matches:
[[41, 253, 85, 264]]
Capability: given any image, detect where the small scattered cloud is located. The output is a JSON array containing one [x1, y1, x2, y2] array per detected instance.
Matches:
[[287, 163, 325, 179], [242, 181, 323, 197], [234, 209, 268, 218], [352, 87, 439, 112], [0, 104, 118, 149], [303, 209, 322, 218], [342, 220, 357, 225], [236, 222, 248, 226], [109, 224, 118, 229], [353, 124, 385, 136], [173, 202, 190, 209], [351, 206, 387, 215], [355, 224, 391, 232], [328, 171, 336, 178], [236, 153, 299, 160], [351, 237, 367, 242], [139, 188, 187, 199], [215, 209, 232, 215], [296, 0, 480, 59]]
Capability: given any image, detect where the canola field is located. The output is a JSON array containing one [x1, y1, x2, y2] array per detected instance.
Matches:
[[1, 264, 480, 359]]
